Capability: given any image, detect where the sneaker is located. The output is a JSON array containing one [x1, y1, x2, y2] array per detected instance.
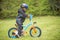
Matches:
[[15, 35, 19, 38]]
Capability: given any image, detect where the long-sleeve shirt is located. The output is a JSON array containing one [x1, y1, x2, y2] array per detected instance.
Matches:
[[17, 8, 27, 18]]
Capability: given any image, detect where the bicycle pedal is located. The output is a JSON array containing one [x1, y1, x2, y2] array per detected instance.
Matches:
[[26, 32, 27, 33]]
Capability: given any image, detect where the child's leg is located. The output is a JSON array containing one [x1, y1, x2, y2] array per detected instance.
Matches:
[[16, 18, 23, 36], [18, 24, 23, 36]]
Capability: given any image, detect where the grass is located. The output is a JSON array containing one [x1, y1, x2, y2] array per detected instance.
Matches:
[[0, 16, 60, 40]]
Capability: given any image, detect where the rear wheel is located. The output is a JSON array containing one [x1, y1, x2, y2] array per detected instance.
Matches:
[[30, 27, 41, 37], [8, 28, 18, 38]]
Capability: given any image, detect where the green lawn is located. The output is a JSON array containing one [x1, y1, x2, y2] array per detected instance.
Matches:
[[0, 16, 60, 40]]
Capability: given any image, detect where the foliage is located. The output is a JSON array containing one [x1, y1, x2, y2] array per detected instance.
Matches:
[[49, 0, 60, 15], [0, 0, 60, 18]]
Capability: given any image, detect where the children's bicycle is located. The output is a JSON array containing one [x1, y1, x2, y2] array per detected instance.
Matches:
[[8, 14, 41, 38]]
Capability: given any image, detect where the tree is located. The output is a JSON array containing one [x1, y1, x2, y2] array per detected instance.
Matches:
[[49, 0, 60, 15]]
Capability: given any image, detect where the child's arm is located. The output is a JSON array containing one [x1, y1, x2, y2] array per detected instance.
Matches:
[[18, 8, 30, 18]]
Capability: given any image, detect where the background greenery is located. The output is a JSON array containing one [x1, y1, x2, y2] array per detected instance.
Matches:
[[0, 0, 60, 18]]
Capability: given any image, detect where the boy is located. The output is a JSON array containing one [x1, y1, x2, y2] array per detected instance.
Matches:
[[16, 3, 29, 38]]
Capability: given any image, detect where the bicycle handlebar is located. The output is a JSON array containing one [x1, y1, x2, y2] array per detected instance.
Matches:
[[29, 14, 33, 21]]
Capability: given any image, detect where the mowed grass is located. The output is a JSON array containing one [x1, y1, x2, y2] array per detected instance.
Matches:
[[0, 16, 60, 40]]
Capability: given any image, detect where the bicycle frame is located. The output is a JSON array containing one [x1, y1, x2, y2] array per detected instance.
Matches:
[[23, 21, 33, 30], [23, 14, 33, 30]]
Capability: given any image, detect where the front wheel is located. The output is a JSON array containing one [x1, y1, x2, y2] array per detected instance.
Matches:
[[30, 27, 41, 37]]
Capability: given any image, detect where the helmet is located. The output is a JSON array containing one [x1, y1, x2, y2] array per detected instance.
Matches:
[[21, 3, 28, 9]]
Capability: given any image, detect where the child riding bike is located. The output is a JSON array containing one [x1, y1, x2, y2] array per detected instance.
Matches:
[[16, 3, 29, 38]]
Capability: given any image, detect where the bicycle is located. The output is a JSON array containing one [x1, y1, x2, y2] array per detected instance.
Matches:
[[8, 14, 41, 38]]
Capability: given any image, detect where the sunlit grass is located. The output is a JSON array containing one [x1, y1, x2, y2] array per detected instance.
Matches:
[[0, 16, 60, 40]]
